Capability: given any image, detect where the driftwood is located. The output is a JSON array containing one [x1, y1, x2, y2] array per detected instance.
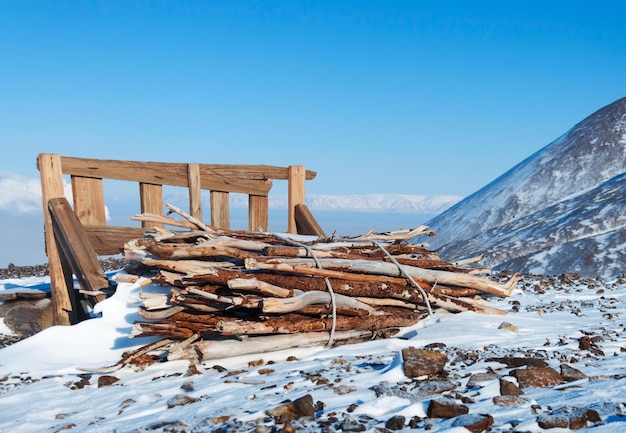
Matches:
[[101, 221, 518, 369]]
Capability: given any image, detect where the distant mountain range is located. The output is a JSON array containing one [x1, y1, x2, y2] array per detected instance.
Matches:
[[164, 192, 462, 215], [424, 96, 626, 278]]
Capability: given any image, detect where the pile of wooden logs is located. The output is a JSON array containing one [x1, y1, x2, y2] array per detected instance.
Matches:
[[103, 205, 519, 367]]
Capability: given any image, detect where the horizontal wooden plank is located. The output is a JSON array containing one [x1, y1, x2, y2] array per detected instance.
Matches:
[[84, 225, 149, 256], [58, 156, 315, 190], [58, 156, 274, 195]]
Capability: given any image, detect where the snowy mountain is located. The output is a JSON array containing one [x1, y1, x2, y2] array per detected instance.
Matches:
[[164, 192, 462, 215], [425, 96, 626, 278]]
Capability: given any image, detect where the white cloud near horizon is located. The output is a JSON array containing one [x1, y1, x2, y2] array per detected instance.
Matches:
[[1, 172, 461, 217]]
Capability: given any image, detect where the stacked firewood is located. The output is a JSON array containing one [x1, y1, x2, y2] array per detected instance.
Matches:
[[102, 205, 519, 367]]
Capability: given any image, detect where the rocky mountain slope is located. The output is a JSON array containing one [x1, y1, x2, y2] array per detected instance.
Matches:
[[425, 96, 626, 278]]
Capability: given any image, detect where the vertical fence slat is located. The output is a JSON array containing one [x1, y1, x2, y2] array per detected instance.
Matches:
[[37, 153, 74, 326], [249, 195, 269, 231], [288, 165, 306, 233], [71, 176, 106, 225], [210, 191, 230, 229], [139, 183, 163, 229], [187, 163, 203, 221]]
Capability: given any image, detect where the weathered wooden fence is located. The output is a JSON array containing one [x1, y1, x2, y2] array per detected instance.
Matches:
[[37, 153, 317, 326]]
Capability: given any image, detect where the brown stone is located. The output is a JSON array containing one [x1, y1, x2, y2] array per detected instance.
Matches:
[[266, 394, 316, 423], [166, 394, 199, 408], [450, 414, 494, 433], [537, 408, 600, 430], [385, 415, 406, 430], [402, 347, 448, 378], [511, 367, 564, 388], [579, 335, 592, 350], [499, 378, 523, 395], [427, 399, 469, 418], [97, 375, 119, 387]]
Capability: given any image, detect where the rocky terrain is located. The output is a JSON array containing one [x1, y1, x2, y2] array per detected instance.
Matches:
[[2, 270, 626, 432]]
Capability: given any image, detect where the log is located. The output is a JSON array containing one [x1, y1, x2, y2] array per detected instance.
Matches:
[[218, 309, 425, 335], [245, 258, 517, 298], [168, 330, 375, 361]]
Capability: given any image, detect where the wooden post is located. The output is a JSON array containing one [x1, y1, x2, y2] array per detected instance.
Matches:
[[71, 176, 106, 225], [48, 197, 109, 306], [210, 191, 230, 229], [294, 203, 325, 236], [249, 195, 269, 231], [139, 183, 163, 229], [288, 165, 306, 234], [37, 153, 73, 326], [187, 163, 203, 221]]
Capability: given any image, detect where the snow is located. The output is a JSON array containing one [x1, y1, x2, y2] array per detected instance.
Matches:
[[2, 270, 626, 432]]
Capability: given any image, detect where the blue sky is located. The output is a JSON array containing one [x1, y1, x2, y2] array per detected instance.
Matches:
[[0, 1, 625, 265]]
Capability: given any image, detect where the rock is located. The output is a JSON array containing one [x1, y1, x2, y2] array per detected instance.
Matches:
[[166, 394, 199, 408], [579, 336, 592, 350], [413, 380, 457, 397], [467, 372, 500, 388], [266, 394, 316, 423], [537, 408, 601, 430], [334, 385, 357, 395], [451, 414, 494, 433], [402, 347, 448, 378], [498, 321, 518, 332], [4, 298, 53, 336], [339, 418, 367, 432], [492, 395, 528, 406], [385, 415, 406, 430], [511, 367, 564, 388], [485, 356, 549, 368], [427, 398, 469, 418], [560, 364, 587, 382], [97, 375, 119, 388], [499, 378, 523, 395]]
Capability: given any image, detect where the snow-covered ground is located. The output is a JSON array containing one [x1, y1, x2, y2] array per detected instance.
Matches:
[[1, 270, 626, 432]]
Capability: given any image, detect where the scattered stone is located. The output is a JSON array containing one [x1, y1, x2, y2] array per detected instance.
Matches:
[[413, 380, 457, 397], [492, 395, 528, 406], [579, 336, 592, 350], [402, 347, 448, 378], [339, 417, 367, 432], [537, 408, 601, 430], [266, 394, 316, 423], [180, 380, 194, 392], [560, 364, 587, 382], [97, 375, 119, 388], [498, 321, 518, 332], [450, 413, 494, 433], [385, 415, 406, 430], [511, 367, 564, 388], [427, 398, 469, 418], [486, 356, 549, 368], [499, 378, 523, 395], [166, 394, 199, 408], [334, 385, 357, 395], [467, 372, 500, 388]]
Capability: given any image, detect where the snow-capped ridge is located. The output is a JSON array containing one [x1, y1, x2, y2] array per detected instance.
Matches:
[[426, 96, 626, 278]]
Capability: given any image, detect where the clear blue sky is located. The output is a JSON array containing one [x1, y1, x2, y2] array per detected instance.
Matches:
[[1, 0, 625, 198]]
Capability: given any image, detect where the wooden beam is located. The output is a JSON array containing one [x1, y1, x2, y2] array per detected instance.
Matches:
[[249, 195, 269, 231], [187, 163, 202, 221], [71, 176, 106, 225], [288, 165, 306, 233], [48, 197, 110, 316], [37, 153, 73, 326], [294, 203, 325, 236], [210, 191, 230, 229], [139, 183, 163, 229], [84, 225, 148, 256]]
